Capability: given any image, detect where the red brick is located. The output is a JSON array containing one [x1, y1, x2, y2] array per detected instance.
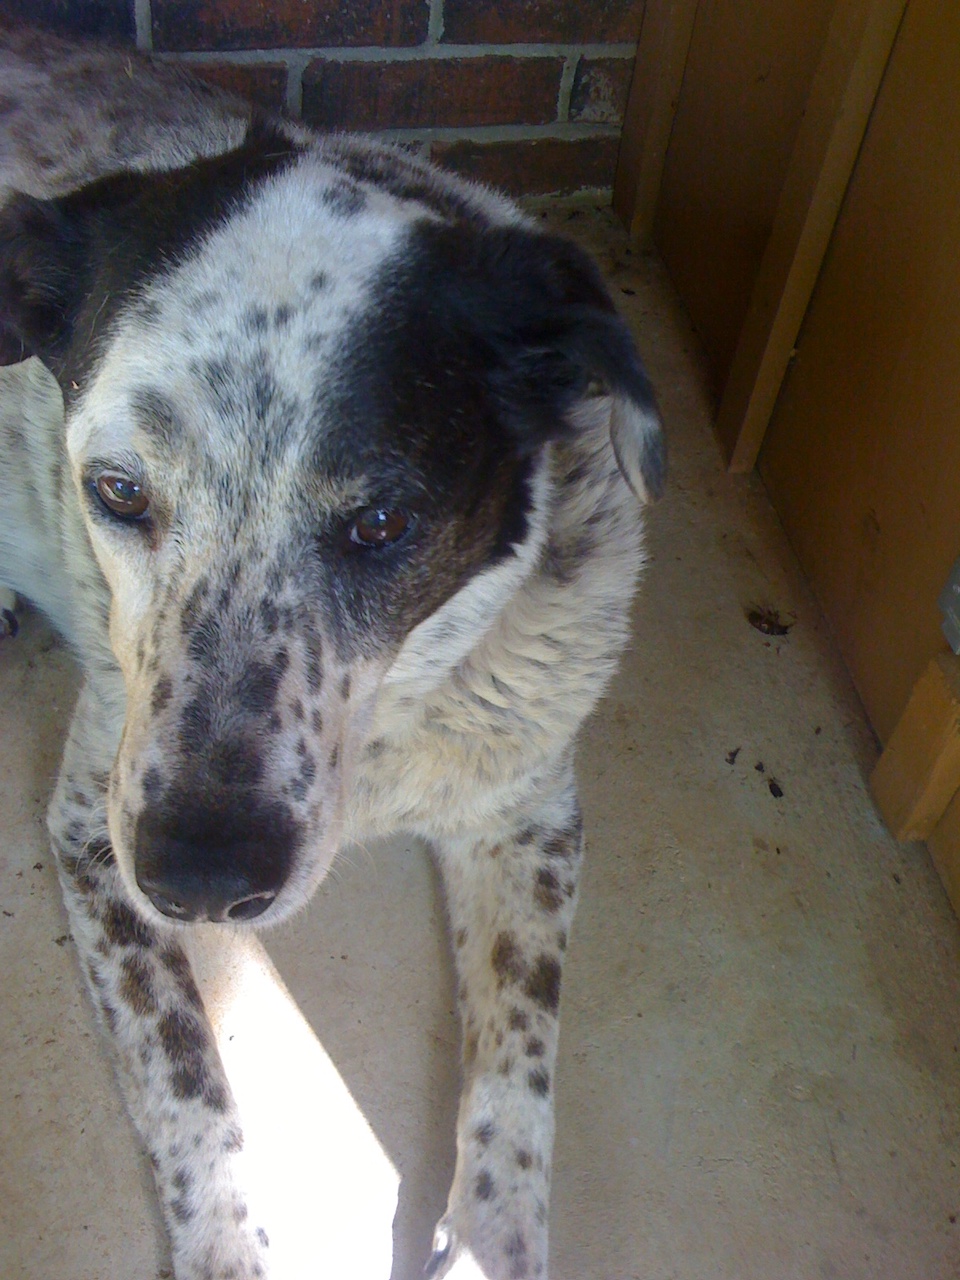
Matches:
[[431, 135, 621, 198], [6, 0, 133, 40], [190, 62, 288, 113], [302, 57, 564, 132], [152, 0, 427, 53], [442, 0, 646, 45], [569, 58, 633, 125]]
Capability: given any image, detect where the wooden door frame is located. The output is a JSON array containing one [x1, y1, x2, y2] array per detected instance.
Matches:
[[613, 0, 908, 472]]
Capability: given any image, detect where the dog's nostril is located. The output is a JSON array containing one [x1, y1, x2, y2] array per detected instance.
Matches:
[[227, 892, 276, 921], [144, 889, 198, 921]]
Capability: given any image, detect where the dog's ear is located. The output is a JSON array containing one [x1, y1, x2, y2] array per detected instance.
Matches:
[[422, 223, 666, 503], [0, 192, 89, 367]]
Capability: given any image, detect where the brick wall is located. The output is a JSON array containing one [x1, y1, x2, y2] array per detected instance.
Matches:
[[8, 0, 645, 199]]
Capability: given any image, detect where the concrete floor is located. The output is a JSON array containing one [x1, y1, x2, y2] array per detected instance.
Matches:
[[3, 209, 960, 1280]]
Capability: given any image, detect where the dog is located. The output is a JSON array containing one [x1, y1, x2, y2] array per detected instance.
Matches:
[[0, 25, 663, 1280]]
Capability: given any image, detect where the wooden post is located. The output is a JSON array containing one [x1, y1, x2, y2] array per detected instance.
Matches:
[[612, 0, 700, 245], [871, 652, 960, 842], [715, 0, 907, 471]]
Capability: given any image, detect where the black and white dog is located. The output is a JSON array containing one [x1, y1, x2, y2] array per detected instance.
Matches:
[[0, 26, 663, 1280]]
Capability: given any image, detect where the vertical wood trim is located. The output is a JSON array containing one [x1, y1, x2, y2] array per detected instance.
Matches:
[[715, 0, 907, 472], [928, 788, 960, 922], [612, 0, 700, 244], [870, 654, 960, 841]]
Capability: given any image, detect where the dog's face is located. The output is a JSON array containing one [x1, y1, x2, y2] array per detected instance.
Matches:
[[0, 128, 663, 926]]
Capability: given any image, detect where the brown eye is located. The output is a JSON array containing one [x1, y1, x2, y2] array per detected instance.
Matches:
[[349, 508, 412, 548], [95, 472, 150, 520]]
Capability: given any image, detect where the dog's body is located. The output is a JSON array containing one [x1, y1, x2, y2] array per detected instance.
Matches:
[[0, 27, 663, 1280]]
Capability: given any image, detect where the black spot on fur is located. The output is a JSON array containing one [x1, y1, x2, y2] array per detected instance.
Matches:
[[516, 1149, 533, 1170], [310, 270, 329, 292], [186, 614, 221, 665], [505, 1229, 529, 1279], [321, 182, 367, 217], [119, 953, 157, 1015], [525, 954, 561, 1013], [235, 650, 289, 715], [151, 676, 173, 716], [102, 898, 156, 949], [533, 867, 563, 914], [508, 1007, 528, 1032], [256, 1226, 269, 1248], [525, 1037, 545, 1058], [527, 1068, 550, 1096], [475, 1121, 496, 1146], [180, 577, 210, 634], [491, 932, 525, 988], [475, 1171, 495, 1201]]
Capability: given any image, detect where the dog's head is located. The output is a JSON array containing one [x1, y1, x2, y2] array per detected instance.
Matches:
[[0, 125, 663, 926]]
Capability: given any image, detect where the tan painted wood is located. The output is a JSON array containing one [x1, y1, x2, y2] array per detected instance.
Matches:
[[871, 654, 960, 841], [717, 0, 907, 472], [928, 788, 960, 923], [652, 0, 835, 390], [758, 0, 960, 743], [612, 0, 700, 245]]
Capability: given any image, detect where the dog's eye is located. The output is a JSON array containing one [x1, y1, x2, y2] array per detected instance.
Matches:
[[95, 472, 150, 520], [348, 508, 412, 548]]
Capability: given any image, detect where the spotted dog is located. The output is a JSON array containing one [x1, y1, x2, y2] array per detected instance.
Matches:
[[0, 25, 664, 1280]]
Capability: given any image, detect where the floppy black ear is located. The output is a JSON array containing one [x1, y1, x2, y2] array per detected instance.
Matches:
[[420, 222, 666, 503], [0, 192, 89, 367]]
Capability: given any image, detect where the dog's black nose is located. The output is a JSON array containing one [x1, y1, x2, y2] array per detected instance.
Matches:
[[134, 793, 299, 924]]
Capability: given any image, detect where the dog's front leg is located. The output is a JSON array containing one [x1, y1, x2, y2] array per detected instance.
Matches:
[[429, 777, 583, 1280], [48, 679, 272, 1280]]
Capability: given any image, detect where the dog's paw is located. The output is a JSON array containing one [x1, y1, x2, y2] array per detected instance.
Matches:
[[424, 1220, 487, 1279]]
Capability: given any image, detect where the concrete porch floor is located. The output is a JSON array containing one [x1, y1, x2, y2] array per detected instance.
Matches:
[[2, 208, 959, 1280]]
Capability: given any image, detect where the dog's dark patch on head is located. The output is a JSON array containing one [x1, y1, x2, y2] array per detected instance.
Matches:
[[525, 954, 561, 1013]]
